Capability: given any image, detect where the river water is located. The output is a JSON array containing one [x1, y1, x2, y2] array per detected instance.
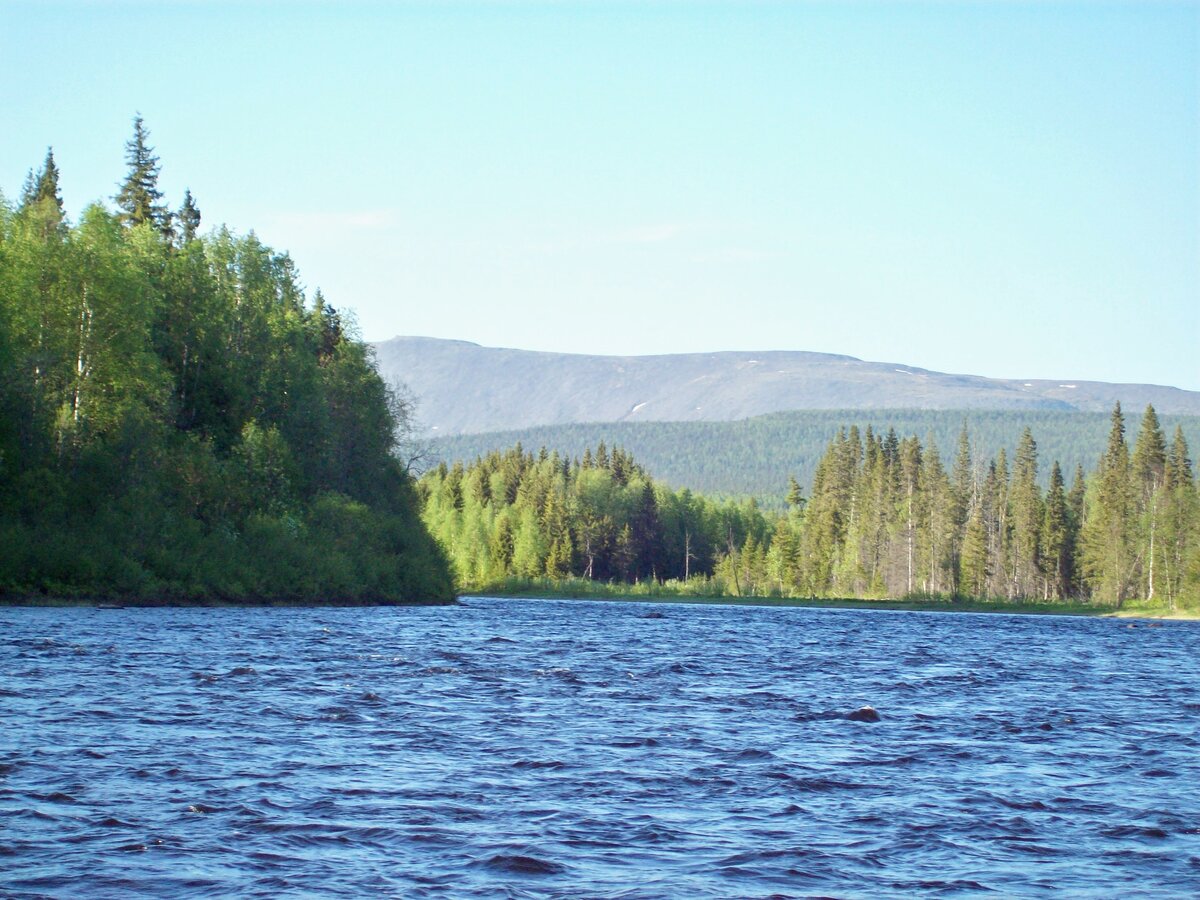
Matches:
[[2, 598, 1198, 898]]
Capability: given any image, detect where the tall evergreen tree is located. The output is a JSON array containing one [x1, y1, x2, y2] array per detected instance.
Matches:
[[115, 114, 170, 234], [1083, 402, 1133, 605], [35, 149, 63, 208], [1161, 426, 1198, 608], [1009, 428, 1042, 596], [1041, 461, 1070, 599], [177, 189, 202, 244], [1131, 405, 1168, 600]]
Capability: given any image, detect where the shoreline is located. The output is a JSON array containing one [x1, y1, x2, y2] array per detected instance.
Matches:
[[4, 591, 1194, 620], [0, 594, 455, 609], [464, 588, 1199, 620]]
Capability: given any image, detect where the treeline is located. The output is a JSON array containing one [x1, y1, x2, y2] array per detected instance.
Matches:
[[0, 119, 453, 603], [762, 404, 1196, 608], [428, 409, 1200, 503], [424, 405, 1198, 609], [419, 443, 772, 589]]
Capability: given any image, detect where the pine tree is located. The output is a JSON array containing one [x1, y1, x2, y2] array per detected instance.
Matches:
[[115, 114, 171, 234]]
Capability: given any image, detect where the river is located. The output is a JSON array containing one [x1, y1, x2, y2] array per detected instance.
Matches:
[[2, 598, 1198, 897]]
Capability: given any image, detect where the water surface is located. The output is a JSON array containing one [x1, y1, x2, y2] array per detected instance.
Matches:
[[2, 598, 1198, 897]]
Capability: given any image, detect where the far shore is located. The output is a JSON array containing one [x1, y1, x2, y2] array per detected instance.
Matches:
[[463, 587, 1199, 620], [4, 591, 1195, 620]]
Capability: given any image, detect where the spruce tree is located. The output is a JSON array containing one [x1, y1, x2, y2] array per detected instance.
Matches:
[[19, 149, 66, 237], [115, 114, 171, 234], [1131, 405, 1167, 600], [1132, 405, 1167, 502], [786, 475, 805, 509], [1041, 461, 1070, 599], [33, 148, 64, 217], [1083, 402, 1133, 605], [1010, 428, 1042, 597], [177, 189, 202, 243], [960, 502, 989, 599], [1162, 427, 1197, 608]]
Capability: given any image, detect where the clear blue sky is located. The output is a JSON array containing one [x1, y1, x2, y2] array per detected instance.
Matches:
[[5, 1, 1198, 389]]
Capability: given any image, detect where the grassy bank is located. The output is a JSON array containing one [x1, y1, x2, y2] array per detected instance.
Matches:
[[466, 576, 1199, 619]]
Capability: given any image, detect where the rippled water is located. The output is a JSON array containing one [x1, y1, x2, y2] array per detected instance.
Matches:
[[2, 598, 1199, 898]]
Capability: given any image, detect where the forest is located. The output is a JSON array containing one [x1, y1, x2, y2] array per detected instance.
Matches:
[[421, 404, 1199, 610], [0, 120, 453, 604], [429, 408, 1200, 503]]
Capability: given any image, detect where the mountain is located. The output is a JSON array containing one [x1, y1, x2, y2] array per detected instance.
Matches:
[[372, 336, 1200, 436]]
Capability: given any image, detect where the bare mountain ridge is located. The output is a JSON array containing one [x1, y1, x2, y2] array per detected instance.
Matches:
[[372, 336, 1200, 436]]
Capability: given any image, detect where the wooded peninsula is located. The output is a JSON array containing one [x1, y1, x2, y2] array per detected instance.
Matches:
[[0, 120, 453, 604]]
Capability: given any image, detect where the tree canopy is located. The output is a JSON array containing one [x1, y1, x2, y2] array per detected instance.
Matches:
[[0, 120, 453, 604]]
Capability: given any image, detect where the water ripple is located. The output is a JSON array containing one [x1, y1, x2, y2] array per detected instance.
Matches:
[[1, 600, 1199, 897]]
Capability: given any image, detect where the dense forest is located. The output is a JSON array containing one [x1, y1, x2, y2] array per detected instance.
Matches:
[[429, 409, 1200, 503], [422, 405, 1199, 610], [0, 120, 453, 603]]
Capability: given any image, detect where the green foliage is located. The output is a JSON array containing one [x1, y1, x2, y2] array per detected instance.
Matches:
[[419, 443, 771, 591], [0, 130, 453, 605], [114, 115, 171, 235], [429, 409, 1200, 504], [429, 405, 1200, 611]]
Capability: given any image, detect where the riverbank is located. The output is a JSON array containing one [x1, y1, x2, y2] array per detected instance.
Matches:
[[469, 577, 1199, 619], [0, 592, 454, 608]]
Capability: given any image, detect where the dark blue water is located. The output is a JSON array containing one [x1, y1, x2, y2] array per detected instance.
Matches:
[[2, 598, 1199, 898]]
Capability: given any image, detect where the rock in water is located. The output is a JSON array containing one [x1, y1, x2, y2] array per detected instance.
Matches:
[[847, 706, 881, 722]]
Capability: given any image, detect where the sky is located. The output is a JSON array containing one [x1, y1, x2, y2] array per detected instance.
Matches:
[[4, 1, 1198, 389]]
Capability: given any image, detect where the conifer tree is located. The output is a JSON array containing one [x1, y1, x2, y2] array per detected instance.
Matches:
[[115, 114, 171, 234], [1010, 428, 1042, 596], [27, 148, 65, 220], [1083, 402, 1133, 604], [177, 189, 202, 243], [951, 423, 973, 529], [1041, 461, 1070, 599], [786, 475, 805, 510], [960, 501, 989, 599], [1131, 405, 1168, 600], [19, 149, 66, 239], [1161, 426, 1197, 608], [914, 439, 949, 595]]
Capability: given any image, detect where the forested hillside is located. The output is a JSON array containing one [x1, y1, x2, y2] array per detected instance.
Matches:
[[424, 406, 1198, 609], [0, 121, 453, 604], [429, 409, 1200, 502]]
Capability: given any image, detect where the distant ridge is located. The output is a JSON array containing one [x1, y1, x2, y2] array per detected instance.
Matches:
[[372, 336, 1200, 436]]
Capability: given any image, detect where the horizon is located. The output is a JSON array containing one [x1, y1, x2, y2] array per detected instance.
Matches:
[[380, 334, 1197, 392], [5, 1, 1197, 390]]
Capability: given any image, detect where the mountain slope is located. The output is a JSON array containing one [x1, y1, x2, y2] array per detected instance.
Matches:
[[373, 337, 1200, 436], [426, 409, 1200, 501]]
